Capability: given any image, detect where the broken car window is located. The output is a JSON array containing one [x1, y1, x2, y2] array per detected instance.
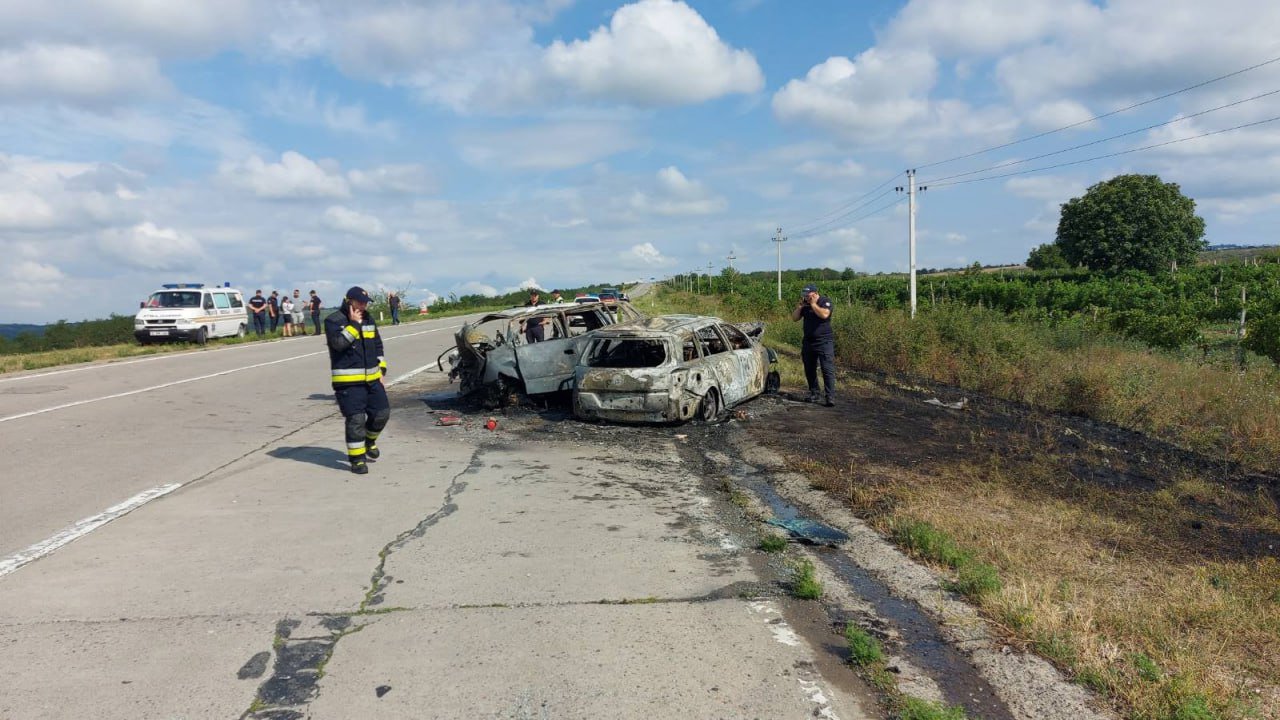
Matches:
[[696, 326, 728, 356], [586, 338, 668, 368], [719, 324, 751, 350], [680, 332, 699, 362]]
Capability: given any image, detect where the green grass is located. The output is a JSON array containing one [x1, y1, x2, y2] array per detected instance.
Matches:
[[897, 696, 970, 720], [758, 534, 788, 552], [844, 623, 884, 666], [791, 559, 823, 600]]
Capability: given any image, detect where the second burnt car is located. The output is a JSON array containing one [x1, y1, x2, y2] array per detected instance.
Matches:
[[573, 315, 780, 423], [440, 301, 645, 405]]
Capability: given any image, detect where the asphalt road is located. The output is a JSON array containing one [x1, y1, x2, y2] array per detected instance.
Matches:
[[0, 297, 872, 719]]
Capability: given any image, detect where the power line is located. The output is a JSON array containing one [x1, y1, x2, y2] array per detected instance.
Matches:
[[787, 173, 900, 234], [920, 87, 1280, 185], [928, 113, 1280, 188], [792, 195, 906, 238], [916, 52, 1280, 171], [790, 187, 896, 238]]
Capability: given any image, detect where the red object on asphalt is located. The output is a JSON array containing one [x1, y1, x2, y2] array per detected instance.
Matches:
[[437, 415, 463, 426], [485, 417, 497, 431]]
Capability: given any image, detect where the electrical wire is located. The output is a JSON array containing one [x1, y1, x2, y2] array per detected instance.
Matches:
[[916, 52, 1280, 171], [786, 172, 900, 234], [927, 113, 1280, 188], [919, 87, 1280, 185], [792, 194, 907, 239], [790, 187, 897, 238]]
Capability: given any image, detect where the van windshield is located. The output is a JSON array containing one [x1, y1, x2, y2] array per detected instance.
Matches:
[[146, 291, 202, 309]]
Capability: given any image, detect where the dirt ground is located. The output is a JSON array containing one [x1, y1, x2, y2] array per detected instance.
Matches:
[[748, 376, 1280, 564]]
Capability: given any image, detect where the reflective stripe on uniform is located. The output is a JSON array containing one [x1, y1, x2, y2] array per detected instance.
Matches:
[[343, 325, 360, 341], [331, 367, 383, 383], [347, 446, 367, 458]]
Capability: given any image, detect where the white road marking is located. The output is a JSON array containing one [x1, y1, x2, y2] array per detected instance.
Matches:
[[0, 483, 182, 578], [0, 323, 467, 579], [0, 324, 462, 424]]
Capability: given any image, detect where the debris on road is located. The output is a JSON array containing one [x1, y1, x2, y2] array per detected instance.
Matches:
[[924, 397, 969, 410], [766, 517, 850, 546], [436, 415, 463, 426], [485, 417, 498, 431]]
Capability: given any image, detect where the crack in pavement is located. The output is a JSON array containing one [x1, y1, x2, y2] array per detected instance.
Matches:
[[239, 446, 484, 720]]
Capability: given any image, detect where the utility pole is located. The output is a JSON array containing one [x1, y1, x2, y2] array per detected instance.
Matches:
[[706, 262, 714, 293], [896, 170, 927, 318], [726, 251, 737, 294], [773, 227, 786, 301]]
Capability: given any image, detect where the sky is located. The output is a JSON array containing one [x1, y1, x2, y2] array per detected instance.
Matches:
[[3, 0, 1280, 323]]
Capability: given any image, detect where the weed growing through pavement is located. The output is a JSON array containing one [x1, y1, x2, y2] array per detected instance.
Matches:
[[790, 559, 823, 600], [897, 696, 971, 720], [844, 623, 883, 666], [758, 534, 788, 552]]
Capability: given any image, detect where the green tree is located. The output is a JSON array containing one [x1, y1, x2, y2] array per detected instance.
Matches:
[[1056, 174, 1206, 273], [1026, 242, 1070, 270]]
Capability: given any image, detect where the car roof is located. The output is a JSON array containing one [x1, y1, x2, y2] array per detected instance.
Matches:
[[476, 302, 607, 321], [591, 314, 723, 336]]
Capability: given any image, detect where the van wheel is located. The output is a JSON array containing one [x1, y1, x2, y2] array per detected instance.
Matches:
[[139, 337, 152, 346], [699, 388, 722, 422], [236, 324, 246, 339], [195, 327, 208, 345], [765, 371, 781, 394]]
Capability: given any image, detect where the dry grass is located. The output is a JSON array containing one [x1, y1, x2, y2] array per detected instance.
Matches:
[[799, 450, 1280, 720]]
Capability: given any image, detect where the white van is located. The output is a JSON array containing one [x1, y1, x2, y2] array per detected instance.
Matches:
[[134, 283, 248, 345]]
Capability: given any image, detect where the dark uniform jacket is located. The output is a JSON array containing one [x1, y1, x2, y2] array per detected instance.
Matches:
[[325, 306, 387, 389]]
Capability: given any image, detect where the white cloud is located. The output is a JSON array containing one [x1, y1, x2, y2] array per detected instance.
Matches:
[[221, 151, 350, 199], [630, 166, 728, 216], [348, 164, 434, 195], [322, 205, 385, 238], [1026, 100, 1096, 131], [395, 231, 430, 253], [260, 82, 397, 138], [459, 122, 639, 171], [453, 280, 499, 297], [544, 0, 763, 106], [622, 242, 674, 267], [795, 159, 866, 180], [0, 1, 258, 58], [0, 260, 67, 310], [0, 191, 57, 229], [0, 43, 170, 108], [98, 222, 203, 271]]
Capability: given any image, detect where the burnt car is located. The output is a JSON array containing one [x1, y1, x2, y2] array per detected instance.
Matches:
[[573, 315, 780, 423], [440, 301, 645, 405]]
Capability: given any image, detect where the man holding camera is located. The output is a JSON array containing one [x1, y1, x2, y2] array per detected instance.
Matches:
[[791, 283, 835, 406]]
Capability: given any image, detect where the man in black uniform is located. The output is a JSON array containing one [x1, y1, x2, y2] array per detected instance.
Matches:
[[523, 290, 546, 344], [325, 286, 390, 475], [792, 283, 835, 406]]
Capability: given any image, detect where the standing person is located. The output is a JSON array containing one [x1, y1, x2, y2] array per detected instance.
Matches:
[[281, 294, 295, 337], [309, 290, 323, 336], [248, 290, 268, 337], [268, 291, 280, 333], [326, 287, 389, 475], [523, 289, 545, 344], [388, 292, 401, 325], [791, 283, 836, 406], [549, 289, 564, 303], [292, 289, 306, 335]]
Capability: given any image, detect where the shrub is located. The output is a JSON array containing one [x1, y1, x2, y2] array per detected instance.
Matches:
[[844, 624, 884, 666]]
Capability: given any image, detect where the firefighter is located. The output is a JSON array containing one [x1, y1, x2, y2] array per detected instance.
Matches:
[[325, 286, 389, 474]]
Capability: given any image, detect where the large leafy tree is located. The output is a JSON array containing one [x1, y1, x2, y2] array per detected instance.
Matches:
[[1026, 242, 1069, 270], [1056, 174, 1206, 273]]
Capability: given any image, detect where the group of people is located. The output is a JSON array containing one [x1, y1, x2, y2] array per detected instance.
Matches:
[[521, 288, 564, 344], [247, 289, 324, 337]]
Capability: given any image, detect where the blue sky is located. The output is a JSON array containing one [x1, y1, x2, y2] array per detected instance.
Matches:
[[3, 0, 1280, 322]]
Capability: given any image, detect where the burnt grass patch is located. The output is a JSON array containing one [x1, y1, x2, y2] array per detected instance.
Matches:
[[746, 371, 1280, 719]]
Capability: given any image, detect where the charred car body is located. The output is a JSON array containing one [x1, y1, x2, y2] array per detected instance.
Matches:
[[573, 315, 780, 423], [441, 302, 645, 405]]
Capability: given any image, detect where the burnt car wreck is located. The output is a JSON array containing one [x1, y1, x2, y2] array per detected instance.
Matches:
[[440, 301, 645, 406], [573, 315, 780, 423]]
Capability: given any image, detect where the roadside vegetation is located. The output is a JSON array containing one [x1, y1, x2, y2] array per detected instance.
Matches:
[[646, 257, 1280, 719]]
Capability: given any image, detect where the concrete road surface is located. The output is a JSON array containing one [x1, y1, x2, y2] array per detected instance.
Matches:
[[0, 301, 873, 719]]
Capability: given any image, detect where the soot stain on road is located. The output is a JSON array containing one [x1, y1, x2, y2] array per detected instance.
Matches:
[[241, 447, 485, 719]]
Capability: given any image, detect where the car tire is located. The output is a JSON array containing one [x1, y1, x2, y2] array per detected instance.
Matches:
[[765, 371, 781, 394], [195, 327, 208, 345], [237, 324, 246, 339], [699, 388, 722, 422], [139, 337, 152, 346]]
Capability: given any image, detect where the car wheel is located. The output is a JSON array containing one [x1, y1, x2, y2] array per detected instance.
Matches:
[[699, 388, 722, 422], [237, 324, 246, 339], [195, 327, 208, 345], [765, 371, 781, 394], [139, 337, 152, 346]]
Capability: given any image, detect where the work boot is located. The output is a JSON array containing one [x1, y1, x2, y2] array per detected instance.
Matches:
[[824, 397, 836, 407], [366, 443, 380, 460], [806, 393, 820, 403], [350, 460, 369, 475]]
